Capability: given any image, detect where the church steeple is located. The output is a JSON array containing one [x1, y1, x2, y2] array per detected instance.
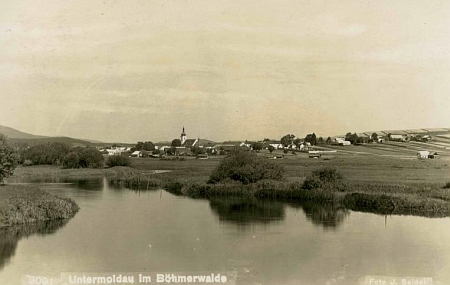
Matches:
[[180, 126, 187, 145]]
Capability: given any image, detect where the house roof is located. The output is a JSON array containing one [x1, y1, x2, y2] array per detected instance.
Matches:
[[404, 129, 428, 134], [390, 134, 405, 138], [356, 133, 370, 138], [382, 130, 408, 135], [221, 141, 244, 146], [183, 139, 198, 148], [364, 132, 384, 137]]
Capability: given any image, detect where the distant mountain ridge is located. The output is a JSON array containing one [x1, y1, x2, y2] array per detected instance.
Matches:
[[1, 124, 448, 146], [0, 124, 102, 147], [0, 125, 47, 139]]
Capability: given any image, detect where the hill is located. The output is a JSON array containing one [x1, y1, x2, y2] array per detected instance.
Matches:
[[10, 137, 96, 147], [0, 125, 102, 147], [0, 125, 47, 139]]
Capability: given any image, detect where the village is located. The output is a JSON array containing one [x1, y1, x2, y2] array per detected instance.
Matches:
[[99, 127, 449, 160]]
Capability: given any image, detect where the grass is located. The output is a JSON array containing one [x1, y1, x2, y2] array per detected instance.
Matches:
[[110, 155, 450, 216], [0, 185, 79, 226], [12, 165, 141, 179]]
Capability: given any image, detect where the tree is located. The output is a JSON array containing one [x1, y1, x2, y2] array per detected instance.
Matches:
[[326, 137, 332, 144], [132, 141, 155, 152], [317, 137, 324, 144], [293, 138, 302, 148], [311, 133, 317, 146], [23, 142, 70, 165], [63, 147, 104, 168], [350, 133, 359, 144], [371, 133, 378, 142], [281, 134, 295, 148], [345, 132, 358, 144], [142, 141, 155, 151], [63, 152, 80, 169], [304, 133, 317, 145], [191, 146, 205, 155], [268, 145, 275, 153], [251, 142, 263, 152], [345, 132, 352, 141], [171, 139, 182, 147], [0, 135, 16, 183]]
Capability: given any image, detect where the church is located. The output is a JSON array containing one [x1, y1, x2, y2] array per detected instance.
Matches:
[[180, 127, 199, 148]]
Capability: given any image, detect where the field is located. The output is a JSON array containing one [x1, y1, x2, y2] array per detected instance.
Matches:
[[128, 143, 450, 186]]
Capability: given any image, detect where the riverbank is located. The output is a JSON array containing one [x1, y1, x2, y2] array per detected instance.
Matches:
[[11, 165, 142, 179], [9, 158, 450, 217], [112, 170, 450, 216], [0, 185, 79, 226]]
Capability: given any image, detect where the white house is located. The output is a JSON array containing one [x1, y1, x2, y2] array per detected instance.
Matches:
[[390, 134, 407, 141], [335, 138, 351, 146], [417, 151, 430, 159], [131, 151, 142, 157]]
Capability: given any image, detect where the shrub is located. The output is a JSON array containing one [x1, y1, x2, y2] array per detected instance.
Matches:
[[1, 134, 17, 183], [208, 148, 284, 184], [63, 152, 80, 169], [444, 182, 450, 189], [62, 147, 104, 169], [302, 167, 345, 190], [23, 142, 70, 165], [106, 155, 131, 167]]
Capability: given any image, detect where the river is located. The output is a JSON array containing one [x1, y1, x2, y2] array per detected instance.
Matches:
[[1, 177, 449, 285]]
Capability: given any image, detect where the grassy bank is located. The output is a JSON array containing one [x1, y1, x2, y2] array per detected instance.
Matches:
[[112, 170, 450, 216], [0, 185, 79, 226], [12, 165, 142, 179]]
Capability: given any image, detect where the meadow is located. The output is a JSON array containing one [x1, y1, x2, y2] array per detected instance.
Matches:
[[114, 145, 450, 216]]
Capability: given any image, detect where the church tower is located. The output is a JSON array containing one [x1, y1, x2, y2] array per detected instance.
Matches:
[[180, 126, 187, 145]]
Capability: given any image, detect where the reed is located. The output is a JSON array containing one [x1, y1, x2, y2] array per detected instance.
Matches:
[[0, 185, 79, 226]]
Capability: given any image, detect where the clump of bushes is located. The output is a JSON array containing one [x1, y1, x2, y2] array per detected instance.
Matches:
[[22, 142, 70, 166], [63, 147, 104, 169], [106, 155, 131, 167], [159, 157, 186, 161], [208, 148, 284, 184], [443, 182, 450, 189], [0, 185, 79, 225], [302, 167, 345, 191]]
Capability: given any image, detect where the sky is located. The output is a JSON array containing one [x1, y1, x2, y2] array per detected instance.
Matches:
[[1, 0, 450, 143]]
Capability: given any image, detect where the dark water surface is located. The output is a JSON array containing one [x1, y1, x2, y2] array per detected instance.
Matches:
[[1, 177, 450, 285]]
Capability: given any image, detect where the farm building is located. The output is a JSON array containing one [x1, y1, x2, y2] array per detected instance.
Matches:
[[356, 133, 370, 143], [265, 140, 283, 149], [390, 134, 408, 142], [334, 138, 351, 145], [131, 150, 150, 157], [417, 151, 430, 159]]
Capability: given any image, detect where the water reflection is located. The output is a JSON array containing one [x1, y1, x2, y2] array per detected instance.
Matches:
[[61, 178, 103, 191], [0, 219, 69, 271], [207, 197, 350, 230], [209, 198, 285, 225], [288, 201, 350, 229]]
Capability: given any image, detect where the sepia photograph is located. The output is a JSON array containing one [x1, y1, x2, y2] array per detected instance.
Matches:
[[1, 1, 450, 284]]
